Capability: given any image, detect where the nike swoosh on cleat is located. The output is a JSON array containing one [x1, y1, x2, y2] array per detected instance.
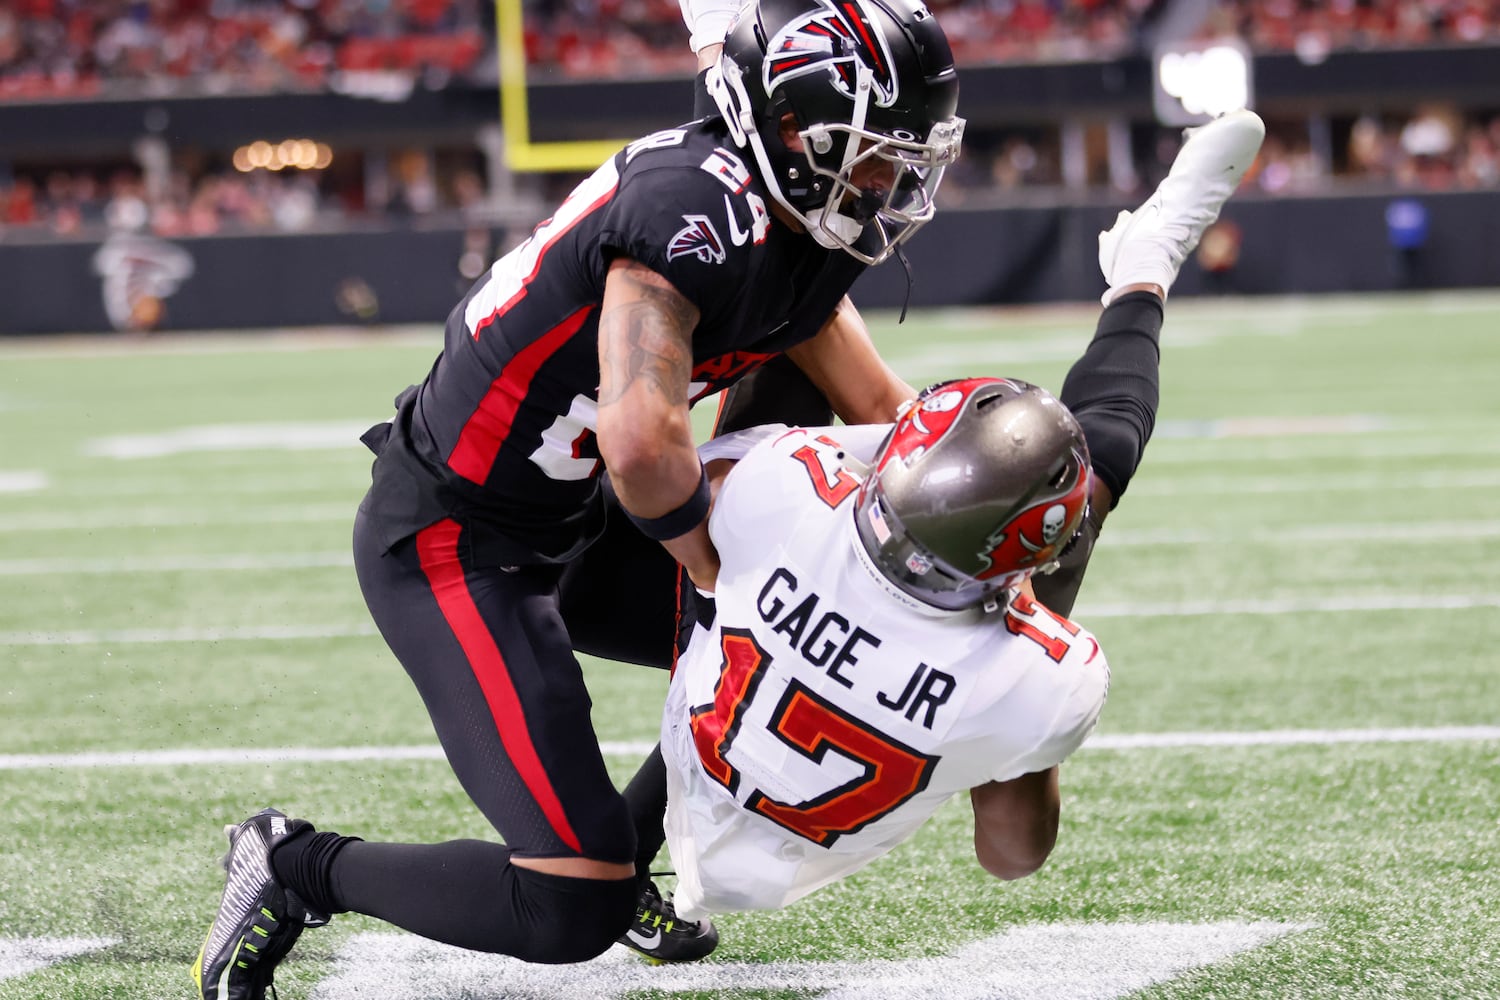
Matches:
[[626, 927, 663, 950]]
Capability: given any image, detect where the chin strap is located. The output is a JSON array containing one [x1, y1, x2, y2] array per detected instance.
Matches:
[[895, 244, 914, 323]]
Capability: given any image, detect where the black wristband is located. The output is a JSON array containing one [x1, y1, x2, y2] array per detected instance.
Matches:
[[625, 464, 711, 541]]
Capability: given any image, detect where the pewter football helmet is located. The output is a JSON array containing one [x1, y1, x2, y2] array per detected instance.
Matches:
[[854, 378, 1091, 611]]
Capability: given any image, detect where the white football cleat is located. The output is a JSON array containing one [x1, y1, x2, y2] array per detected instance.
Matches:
[[1098, 108, 1266, 304]]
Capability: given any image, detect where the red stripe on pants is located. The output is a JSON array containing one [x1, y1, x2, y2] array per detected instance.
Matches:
[[415, 519, 583, 854]]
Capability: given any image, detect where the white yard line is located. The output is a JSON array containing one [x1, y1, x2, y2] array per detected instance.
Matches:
[[309, 922, 1308, 1000], [1130, 468, 1500, 494], [0, 552, 352, 575], [7, 591, 1496, 646], [0, 504, 354, 532], [83, 422, 374, 459], [1102, 519, 1500, 546], [5, 518, 1498, 575], [0, 937, 119, 981], [0, 326, 439, 360], [2, 727, 1495, 771], [1146, 438, 1500, 464], [0, 471, 48, 493], [0, 623, 378, 645], [1078, 593, 1500, 617]]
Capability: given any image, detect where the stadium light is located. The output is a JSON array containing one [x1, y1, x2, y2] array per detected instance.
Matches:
[[232, 139, 334, 173], [494, 0, 635, 172], [1153, 39, 1255, 126]]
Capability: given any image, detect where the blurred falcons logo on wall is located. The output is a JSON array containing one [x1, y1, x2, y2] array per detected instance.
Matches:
[[91, 233, 195, 332], [763, 0, 898, 107]]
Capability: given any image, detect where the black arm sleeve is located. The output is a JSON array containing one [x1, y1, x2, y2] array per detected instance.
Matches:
[[1059, 290, 1163, 508]]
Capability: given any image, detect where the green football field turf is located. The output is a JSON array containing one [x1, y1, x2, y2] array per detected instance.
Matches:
[[1, 291, 1497, 999]]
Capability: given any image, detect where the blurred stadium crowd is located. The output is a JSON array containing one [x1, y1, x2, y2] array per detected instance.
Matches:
[[5, 0, 1499, 98], [1, 0, 1498, 239], [0, 0, 486, 99]]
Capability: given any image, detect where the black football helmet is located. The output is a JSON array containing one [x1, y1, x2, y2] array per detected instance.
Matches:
[[853, 378, 1092, 612], [707, 0, 965, 265]]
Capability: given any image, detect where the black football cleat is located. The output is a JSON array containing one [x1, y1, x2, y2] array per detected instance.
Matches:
[[191, 808, 330, 1000], [617, 880, 719, 964]]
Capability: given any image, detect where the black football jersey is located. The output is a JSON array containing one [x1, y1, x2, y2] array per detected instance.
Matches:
[[362, 118, 867, 563]]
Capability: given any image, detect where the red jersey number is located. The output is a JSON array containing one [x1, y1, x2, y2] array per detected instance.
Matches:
[[790, 436, 861, 509], [1004, 591, 1081, 663], [690, 629, 939, 847]]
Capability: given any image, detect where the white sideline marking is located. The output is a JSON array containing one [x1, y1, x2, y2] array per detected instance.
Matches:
[[3, 727, 1496, 771], [1148, 437, 1500, 464], [0, 504, 354, 532], [8, 516, 1500, 575], [0, 623, 378, 646], [83, 422, 372, 459], [1085, 726, 1500, 749], [1105, 519, 1500, 545], [0, 471, 47, 493], [1077, 593, 1500, 617], [1155, 415, 1389, 438], [1131, 468, 1500, 495], [0, 937, 117, 982], [9, 502, 1500, 576], [41, 476, 363, 499], [310, 922, 1306, 1000], [10, 592, 1499, 647], [0, 552, 353, 575], [0, 326, 439, 360]]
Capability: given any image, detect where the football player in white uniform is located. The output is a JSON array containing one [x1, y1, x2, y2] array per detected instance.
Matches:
[[663, 380, 1105, 916], [652, 107, 1268, 920]]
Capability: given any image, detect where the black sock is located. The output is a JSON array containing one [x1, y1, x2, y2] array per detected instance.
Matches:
[[270, 828, 358, 916], [289, 837, 635, 962], [622, 744, 668, 887]]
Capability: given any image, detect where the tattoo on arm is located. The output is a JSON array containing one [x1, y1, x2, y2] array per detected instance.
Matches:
[[598, 262, 698, 406]]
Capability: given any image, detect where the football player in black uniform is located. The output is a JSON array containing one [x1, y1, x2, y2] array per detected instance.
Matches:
[[191, 1, 965, 996]]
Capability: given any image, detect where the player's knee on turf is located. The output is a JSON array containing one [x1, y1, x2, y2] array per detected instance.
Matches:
[[504, 868, 638, 964]]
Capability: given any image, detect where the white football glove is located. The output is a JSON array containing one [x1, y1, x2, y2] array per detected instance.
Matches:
[[679, 0, 742, 54]]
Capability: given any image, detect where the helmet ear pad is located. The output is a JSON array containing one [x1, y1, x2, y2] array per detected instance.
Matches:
[[855, 379, 1092, 612]]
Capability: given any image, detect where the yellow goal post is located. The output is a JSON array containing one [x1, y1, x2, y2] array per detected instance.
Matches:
[[495, 1, 637, 172]]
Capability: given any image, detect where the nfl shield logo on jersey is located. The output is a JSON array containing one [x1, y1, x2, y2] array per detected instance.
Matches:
[[667, 215, 728, 264]]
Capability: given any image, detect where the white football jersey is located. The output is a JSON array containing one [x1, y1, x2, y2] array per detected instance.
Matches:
[[662, 426, 1111, 919]]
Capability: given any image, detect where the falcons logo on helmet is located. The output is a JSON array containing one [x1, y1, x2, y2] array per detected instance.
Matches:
[[666, 215, 728, 264], [974, 473, 1090, 581], [763, 0, 898, 108]]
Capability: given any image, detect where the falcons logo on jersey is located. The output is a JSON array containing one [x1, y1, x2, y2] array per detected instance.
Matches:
[[763, 0, 898, 108], [667, 215, 728, 264]]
